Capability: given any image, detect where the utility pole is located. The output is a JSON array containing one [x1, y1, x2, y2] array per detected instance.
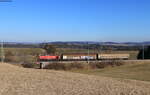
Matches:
[[87, 42, 89, 63], [1, 41, 5, 63], [143, 44, 145, 60], [100, 42, 102, 60], [100, 42, 103, 54]]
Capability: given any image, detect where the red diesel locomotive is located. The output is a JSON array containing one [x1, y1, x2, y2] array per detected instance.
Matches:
[[38, 55, 59, 61]]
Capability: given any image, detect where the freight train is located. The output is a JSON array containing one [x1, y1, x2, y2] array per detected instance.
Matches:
[[38, 53, 130, 62]]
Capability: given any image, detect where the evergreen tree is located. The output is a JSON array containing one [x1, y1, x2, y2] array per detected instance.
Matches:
[[137, 46, 150, 59], [43, 44, 56, 55]]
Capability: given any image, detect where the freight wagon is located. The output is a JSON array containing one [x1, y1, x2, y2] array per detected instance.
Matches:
[[61, 53, 98, 61], [99, 54, 130, 60]]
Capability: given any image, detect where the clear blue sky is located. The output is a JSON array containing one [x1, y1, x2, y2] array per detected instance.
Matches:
[[0, 0, 150, 42]]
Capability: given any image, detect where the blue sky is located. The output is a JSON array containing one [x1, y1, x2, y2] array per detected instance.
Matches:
[[0, 0, 150, 42]]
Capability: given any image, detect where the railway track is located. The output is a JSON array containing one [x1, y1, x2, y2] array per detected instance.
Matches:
[[39, 60, 150, 63]]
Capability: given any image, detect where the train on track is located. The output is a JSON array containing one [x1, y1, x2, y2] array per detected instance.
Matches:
[[38, 53, 130, 62]]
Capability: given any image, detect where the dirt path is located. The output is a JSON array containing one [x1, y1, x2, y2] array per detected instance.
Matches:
[[0, 63, 150, 95]]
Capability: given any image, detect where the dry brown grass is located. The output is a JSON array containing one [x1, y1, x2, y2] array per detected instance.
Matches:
[[0, 63, 150, 95]]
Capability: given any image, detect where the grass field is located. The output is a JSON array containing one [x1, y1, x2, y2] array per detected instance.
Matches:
[[71, 62, 150, 81], [4, 48, 45, 55], [0, 48, 45, 63], [0, 63, 150, 95]]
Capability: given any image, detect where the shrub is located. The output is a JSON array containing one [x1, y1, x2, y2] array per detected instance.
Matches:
[[89, 60, 124, 69], [43, 44, 56, 54], [21, 63, 39, 68], [5, 50, 14, 62], [89, 62, 103, 69], [43, 60, 124, 70], [44, 62, 88, 70], [44, 63, 66, 70], [70, 63, 87, 70], [113, 60, 124, 66]]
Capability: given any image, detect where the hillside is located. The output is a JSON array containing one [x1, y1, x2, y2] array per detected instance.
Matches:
[[0, 63, 150, 95], [72, 62, 150, 81]]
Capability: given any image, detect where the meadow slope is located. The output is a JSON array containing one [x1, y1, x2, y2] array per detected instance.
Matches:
[[0, 63, 150, 95]]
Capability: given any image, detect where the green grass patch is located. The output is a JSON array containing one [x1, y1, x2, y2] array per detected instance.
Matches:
[[71, 63, 150, 81]]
